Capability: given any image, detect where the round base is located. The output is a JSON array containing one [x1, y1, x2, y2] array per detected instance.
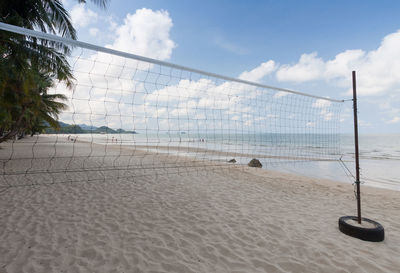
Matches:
[[338, 216, 384, 242]]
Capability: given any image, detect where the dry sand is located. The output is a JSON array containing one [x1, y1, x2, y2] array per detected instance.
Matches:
[[0, 136, 399, 272]]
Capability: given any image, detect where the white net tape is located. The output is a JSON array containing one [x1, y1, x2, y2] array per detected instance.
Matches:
[[0, 24, 343, 187]]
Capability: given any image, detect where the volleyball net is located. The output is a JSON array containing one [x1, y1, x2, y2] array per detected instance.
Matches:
[[0, 23, 343, 187]]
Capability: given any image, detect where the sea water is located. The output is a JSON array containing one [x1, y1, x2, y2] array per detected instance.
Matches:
[[63, 133, 400, 191], [266, 134, 400, 191]]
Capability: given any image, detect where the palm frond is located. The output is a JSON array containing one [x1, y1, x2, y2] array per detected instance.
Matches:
[[44, 0, 77, 40], [77, 0, 110, 9]]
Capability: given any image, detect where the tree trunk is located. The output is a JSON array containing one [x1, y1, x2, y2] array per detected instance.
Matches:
[[0, 107, 27, 143]]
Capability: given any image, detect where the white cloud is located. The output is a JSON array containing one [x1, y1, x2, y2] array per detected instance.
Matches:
[[312, 99, 334, 121], [275, 29, 400, 96], [89, 28, 99, 37], [239, 60, 276, 82], [312, 99, 331, 108], [340, 107, 352, 123], [106, 16, 118, 32], [55, 8, 177, 128], [70, 4, 98, 28], [273, 91, 289, 99], [386, 116, 400, 124], [379, 94, 400, 112], [324, 50, 364, 80], [108, 8, 176, 60], [306, 122, 316, 127], [276, 52, 324, 82], [277, 49, 364, 83], [53, 8, 342, 133]]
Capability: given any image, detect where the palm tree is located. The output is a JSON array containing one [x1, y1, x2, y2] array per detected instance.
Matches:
[[0, 0, 109, 142], [22, 71, 69, 135], [0, 68, 68, 142]]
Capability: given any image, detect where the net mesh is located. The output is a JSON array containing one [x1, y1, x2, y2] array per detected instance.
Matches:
[[0, 26, 343, 187]]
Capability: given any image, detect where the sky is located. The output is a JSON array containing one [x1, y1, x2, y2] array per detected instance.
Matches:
[[60, 0, 400, 134]]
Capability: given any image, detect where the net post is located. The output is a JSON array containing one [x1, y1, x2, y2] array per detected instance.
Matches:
[[352, 70, 362, 224]]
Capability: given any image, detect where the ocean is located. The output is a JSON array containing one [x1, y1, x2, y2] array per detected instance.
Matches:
[[62, 133, 400, 191], [265, 134, 400, 191]]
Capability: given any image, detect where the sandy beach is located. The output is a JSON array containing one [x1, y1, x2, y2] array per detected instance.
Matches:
[[1, 136, 399, 272]]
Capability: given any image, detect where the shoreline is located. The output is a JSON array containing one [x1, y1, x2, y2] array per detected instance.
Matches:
[[1, 134, 399, 192]]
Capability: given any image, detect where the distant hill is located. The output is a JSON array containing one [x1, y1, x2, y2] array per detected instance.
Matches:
[[78, 124, 97, 130], [44, 122, 137, 134], [58, 121, 71, 128]]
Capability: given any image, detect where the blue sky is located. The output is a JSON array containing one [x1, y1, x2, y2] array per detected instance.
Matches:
[[61, 0, 400, 133]]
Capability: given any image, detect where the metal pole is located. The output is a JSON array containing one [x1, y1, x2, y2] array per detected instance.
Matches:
[[352, 71, 362, 224]]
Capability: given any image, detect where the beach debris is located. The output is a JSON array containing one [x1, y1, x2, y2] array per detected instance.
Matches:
[[228, 158, 236, 163], [248, 158, 262, 168]]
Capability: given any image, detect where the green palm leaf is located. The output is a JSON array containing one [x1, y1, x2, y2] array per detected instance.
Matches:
[[0, 0, 109, 142]]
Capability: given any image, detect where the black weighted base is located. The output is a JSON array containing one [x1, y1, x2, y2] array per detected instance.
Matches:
[[338, 216, 384, 242]]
